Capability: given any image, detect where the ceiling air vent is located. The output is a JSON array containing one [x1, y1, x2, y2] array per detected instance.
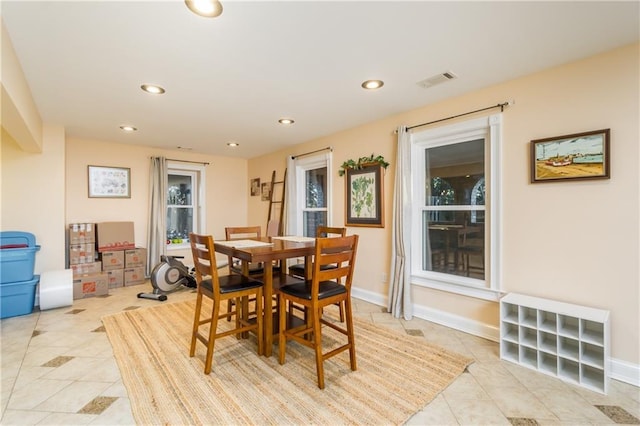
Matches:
[[416, 71, 457, 89]]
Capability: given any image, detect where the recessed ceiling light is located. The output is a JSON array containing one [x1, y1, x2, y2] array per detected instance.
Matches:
[[361, 80, 384, 90], [278, 118, 295, 125], [185, 0, 223, 18], [119, 125, 137, 132], [140, 84, 165, 94], [227, 142, 239, 147]]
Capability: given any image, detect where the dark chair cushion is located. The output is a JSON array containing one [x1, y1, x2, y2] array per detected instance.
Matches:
[[200, 275, 262, 294], [279, 280, 346, 300]]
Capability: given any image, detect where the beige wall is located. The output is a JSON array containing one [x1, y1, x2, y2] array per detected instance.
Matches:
[[65, 138, 249, 264], [248, 43, 640, 369], [1, 126, 66, 274]]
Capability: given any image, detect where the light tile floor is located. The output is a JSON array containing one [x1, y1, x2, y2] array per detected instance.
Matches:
[[1, 283, 639, 425]]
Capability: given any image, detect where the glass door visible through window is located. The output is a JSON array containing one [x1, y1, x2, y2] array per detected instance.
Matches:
[[303, 167, 328, 236], [166, 162, 205, 249]]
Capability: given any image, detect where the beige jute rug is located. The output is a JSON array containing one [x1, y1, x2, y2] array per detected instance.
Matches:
[[102, 299, 473, 425]]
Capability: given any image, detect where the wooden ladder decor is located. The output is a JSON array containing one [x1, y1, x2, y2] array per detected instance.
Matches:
[[267, 169, 286, 236]]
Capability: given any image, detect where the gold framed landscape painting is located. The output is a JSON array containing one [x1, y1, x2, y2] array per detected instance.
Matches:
[[531, 129, 610, 183]]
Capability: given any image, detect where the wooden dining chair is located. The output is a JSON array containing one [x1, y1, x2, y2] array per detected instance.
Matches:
[[277, 234, 359, 389], [288, 226, 347, 321], [189, 233, 263, 374], [225, 226, 265, 276]]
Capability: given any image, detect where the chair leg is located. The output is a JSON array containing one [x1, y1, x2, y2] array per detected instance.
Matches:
[[278, 293, 287, 365], [313, 307, 325, 389], [190, 291, 204, 357], [204, 299, 221, 374], [256, 289, 264, 356], [345, 298, 357, 371], [337, 302, 345, 322]]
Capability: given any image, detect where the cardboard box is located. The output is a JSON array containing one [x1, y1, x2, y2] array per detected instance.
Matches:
[[70, 261, 102, 277], [125, 248, 147, 268], [97, 222, 135, 252], [124, 267, 146, 286], [73, 273, 108, 299], [68, 223, 95, 244], [100, 250, 125, 271], [106, 269, 124, 289], [68, 243, 96, 265]]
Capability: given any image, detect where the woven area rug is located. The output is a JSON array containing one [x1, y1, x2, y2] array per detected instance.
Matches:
[[102, 299, 473, 425]]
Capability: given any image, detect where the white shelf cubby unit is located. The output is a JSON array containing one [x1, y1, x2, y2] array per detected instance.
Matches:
[[499, 292, 610, 394]]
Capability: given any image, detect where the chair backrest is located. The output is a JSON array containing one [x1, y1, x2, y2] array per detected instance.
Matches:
[[311, 235, 359, 297], [224, 226, 262, 271], [189, 233, 220, 293], [316, 226, 347, 238], [225, 226, 261, 240]]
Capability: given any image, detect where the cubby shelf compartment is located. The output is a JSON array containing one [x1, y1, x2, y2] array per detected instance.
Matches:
[[499, 293, 609, 394]]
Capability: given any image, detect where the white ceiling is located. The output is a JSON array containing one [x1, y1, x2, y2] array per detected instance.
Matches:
[[2, 1, 638, 159]]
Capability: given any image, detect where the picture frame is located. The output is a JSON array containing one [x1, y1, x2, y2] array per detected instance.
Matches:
[[88, 165, 131, 198], [261, 182, 271, 201], [531, 129, 610, 183], [250, 178, 261, 196], [345, 163, 384, 227]]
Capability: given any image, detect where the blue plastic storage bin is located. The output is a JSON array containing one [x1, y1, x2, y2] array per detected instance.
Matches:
[[0, 231, 41, 284], [0, 275, 39, 319]]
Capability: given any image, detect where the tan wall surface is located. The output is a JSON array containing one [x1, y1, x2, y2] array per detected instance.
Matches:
[[1, 126, 66, 273], [65, 138, 249, 255], [248, 43, 640, 365]]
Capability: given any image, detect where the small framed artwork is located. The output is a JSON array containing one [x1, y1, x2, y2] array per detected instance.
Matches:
[[531, 129, 610, 183], [88, 165, 131, 198], [261, 182, 271, 201], [250, 178, 261, 196], [345, 163, 384, 227]]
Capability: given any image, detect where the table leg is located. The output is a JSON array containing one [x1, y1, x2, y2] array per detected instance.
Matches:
[[263, 261, 273, 357]]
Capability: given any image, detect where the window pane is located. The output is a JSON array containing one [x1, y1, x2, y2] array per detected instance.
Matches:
[[425, 139, 484, 206], [303, 211, 327, 237], [167, 207, 193, 244], [422, 211, 485, 279], [306, 168, 327, 208], [168, 174, 193, 206]]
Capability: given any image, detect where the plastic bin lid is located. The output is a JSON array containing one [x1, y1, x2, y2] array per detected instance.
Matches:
[[0, 231, 36, 248]]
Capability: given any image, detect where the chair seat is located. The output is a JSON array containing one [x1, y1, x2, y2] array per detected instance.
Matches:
[[201, 275, 262, 294], [279, 280, 346, 300], [288, 263, 337, 277]]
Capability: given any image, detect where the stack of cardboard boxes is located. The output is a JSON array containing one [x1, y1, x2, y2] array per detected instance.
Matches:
[[68, 222, 147, 299], [68, 223, 108, 299]]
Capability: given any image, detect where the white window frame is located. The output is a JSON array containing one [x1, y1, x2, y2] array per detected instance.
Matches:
[[288, 152, 333, 236], [166, 161, 206, 251], [410, 114, 502, 301]]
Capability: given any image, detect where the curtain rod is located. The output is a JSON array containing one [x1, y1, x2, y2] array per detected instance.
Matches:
[[405, 101, 512, 132], [159, 157, 210, 166], [290, 146, 332, 160]]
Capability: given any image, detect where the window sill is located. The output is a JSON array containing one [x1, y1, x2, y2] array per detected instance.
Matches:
[[167, 243, 190, 251], [411, 273, 502, 302]]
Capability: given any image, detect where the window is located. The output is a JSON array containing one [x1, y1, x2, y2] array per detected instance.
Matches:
[[166, 162, 206, 250], [287, 152, 333, 237], [410, 114, 502, 300]]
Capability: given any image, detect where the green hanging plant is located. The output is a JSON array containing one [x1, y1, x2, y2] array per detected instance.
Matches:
[[338, 153, 389, 176]]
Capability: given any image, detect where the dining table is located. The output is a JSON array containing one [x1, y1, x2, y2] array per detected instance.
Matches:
[[214, 235, 316, 357]]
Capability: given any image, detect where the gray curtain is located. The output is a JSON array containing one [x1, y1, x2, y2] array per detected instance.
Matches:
[[146, 157, 167, 276], [388, 126, 413, 320]]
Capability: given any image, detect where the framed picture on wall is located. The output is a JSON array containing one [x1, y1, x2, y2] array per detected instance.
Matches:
[[88, 165, 131, 198], [250, 178, 261, 196], [531, 129, 610, 183], [261, 182, 271, 201], [345, 163, 384, 227]]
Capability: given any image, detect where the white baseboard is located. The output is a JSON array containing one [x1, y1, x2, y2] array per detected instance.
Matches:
[[610, 357, 640, 387], [352, 287, 640, 388]]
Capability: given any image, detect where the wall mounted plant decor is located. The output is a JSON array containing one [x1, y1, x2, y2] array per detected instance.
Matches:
[[338, 153, 389, 177]]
